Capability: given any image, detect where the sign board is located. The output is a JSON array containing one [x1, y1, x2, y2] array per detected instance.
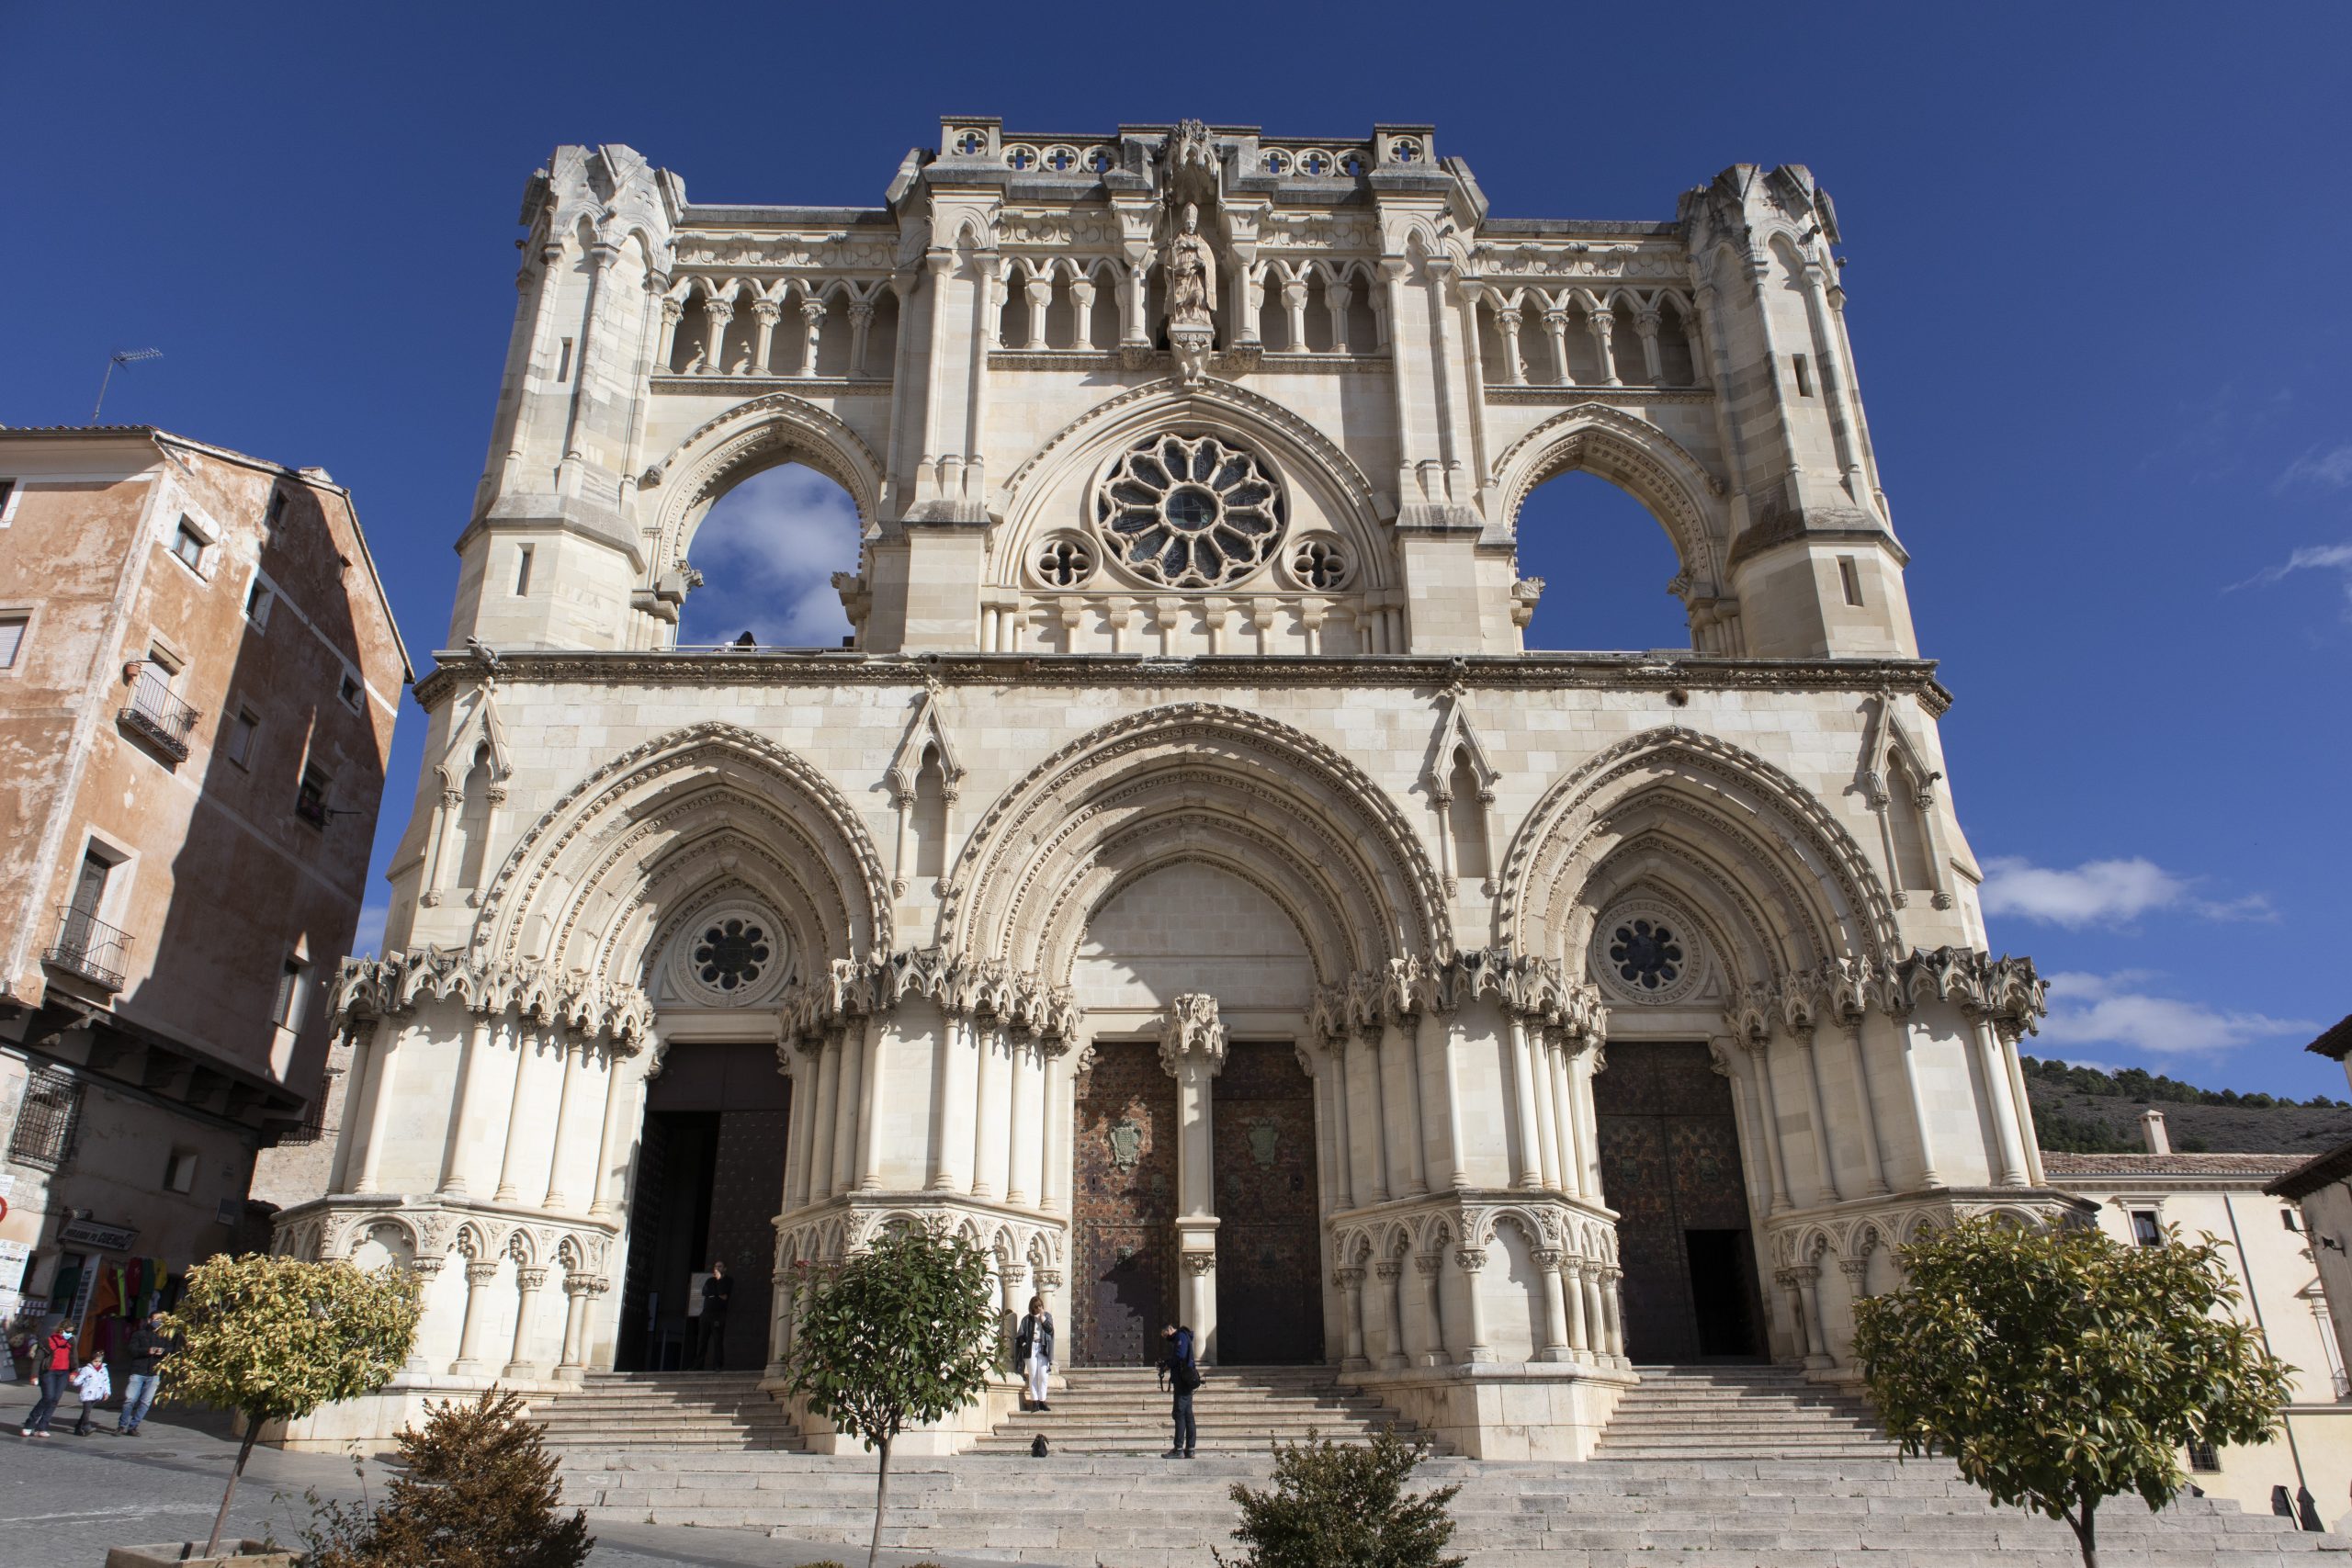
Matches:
[[58, 1219, 137, 1252]]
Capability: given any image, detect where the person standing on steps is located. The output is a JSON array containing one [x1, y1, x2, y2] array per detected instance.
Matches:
[[697, 1259, 731, 1370], [1014, 1293, 1054, 1413], [19, 1325, 73, 1438], [115, 1312, 171, 1437], [1158, 1323, 1199, 1459]]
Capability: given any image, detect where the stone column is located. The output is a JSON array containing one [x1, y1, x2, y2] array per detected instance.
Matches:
[[491, 1025, 540, 1202], [1414, 1253, 1448, 1367], [1634, 308, 1664, 382], [797, 299, 826, 378], [556, 1275, 597, 1379], [783, 1043, 817, 1212], [750, 300, 781, 375], [1349, 1031, 1390, 1202], [503, 1266, 547, 1380], [1974, 1019, 2030, 1187], [351, 1022, 407, 1196], [1005, 1035, 1037, 1205], [1414, 1010, 1462, 1193], [1794, 1266, 1833, 1369], [1843, 1021, 1892, 1197], [831, 1021, 865, 1198], [1585, 307, 1621, 387], [1023, 275, 1052, 350], [1066, 278, 1097, 350], [998, 1258, 1026, 1365], [1336, 1266, 1369, 1371], [940, 1013, 980, 1191], [1324, 1044, 1356, 1210], [1792, 1030, 1842, 1205], [1040, 1046, 1072, 1214], [450, 1257, 499, 1375], [651, 296, 684, 372], [1542, 310, 1572, 386], [438, 1015, 493, 1196], [1601, 1268, 1627, 1360], [1532, 1249, 1573, 1362], [540, 1036, 588, 1210], [1496, 308, 1526, 385], [847, 299, 875, 375], [1528, 1027, 1563, 1191], [1563, 1255, 1591, 1355], [698, 299, 732, 372], [973, 1023, 1009, 1199], [1578, 1266, 1607, 1363], [1379, 1019, 1424, 1196], [588, 1047, 635, 1218], [1163, 996, 1227, 1359], [1742, 1040, 1796, 1213], [1507, 1019, 1544, 1190], [1546, 1036, 1583, 1200], [808, 1032, 841, 1203], [1374, 1258, 1408, 1370], [1895, 1014, 1943, 1187], [1453, 1247, 1489, 1362]]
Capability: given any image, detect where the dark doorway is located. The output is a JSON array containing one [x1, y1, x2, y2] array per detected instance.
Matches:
[[616, 1040, 789, 1372], [1071, 1041, 1178, 1366], [1593, 1041, 1765, 1362], [1212, 1041, 1324, 1365]]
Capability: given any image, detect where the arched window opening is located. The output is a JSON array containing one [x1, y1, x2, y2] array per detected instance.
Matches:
[[1563, 307, 1605, 385], [1044, 274, 1079, 349], [910, 743, 949, 880], [1085, 274, 1119, 349], [1445, 747, 1491, 882], [1302, 272, 1336, 353], [454, 744, 495, 889], [1344, 273, 1379, 354], [811, 294, 853, 378], [1515, 470, 1690, 652], [1258, 270, 1286, 350], [675, 461, 861, 649], [1658, 303, 1699, 386], [997, 273, 1027, 349], [1884, 755, 1937, 892], [857, 289, 899, 375]]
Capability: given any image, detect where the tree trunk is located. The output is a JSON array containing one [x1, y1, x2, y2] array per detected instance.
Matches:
[[867, 1433, 892, 1568], [205, 1419, 263, 1558], [2064, 1502, 2098, 1568]]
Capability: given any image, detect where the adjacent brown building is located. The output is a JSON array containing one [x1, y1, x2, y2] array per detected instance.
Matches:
[[0, 427, 407, 1344]]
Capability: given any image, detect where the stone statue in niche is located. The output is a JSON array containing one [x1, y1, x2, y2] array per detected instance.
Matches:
[[1165, 202, 1218, 382]]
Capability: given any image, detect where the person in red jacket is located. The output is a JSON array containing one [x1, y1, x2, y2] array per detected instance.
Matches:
[[20, 1326, 74, 1438]]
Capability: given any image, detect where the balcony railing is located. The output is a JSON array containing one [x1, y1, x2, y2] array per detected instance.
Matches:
[[118, 663, 199, 761], [45, 906, 130, 991]]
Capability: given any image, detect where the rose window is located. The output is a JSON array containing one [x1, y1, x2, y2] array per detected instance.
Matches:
[[692, 918, 771, 993], [1608, 919, 1682, 992], [1094, 434, 1285, 589]]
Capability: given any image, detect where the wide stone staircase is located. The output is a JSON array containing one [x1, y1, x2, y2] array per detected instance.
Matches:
[[1589, 1362, 1892, 1461], [972, 1363, 1442, 1455], [527, 1371, 803, 1453]]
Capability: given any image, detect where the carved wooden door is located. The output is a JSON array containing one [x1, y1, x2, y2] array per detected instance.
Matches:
[[1212, 1041, 1325, 1364], [1072, 1041, 1178, 1366], [1593, 1041, 1764, 1362]]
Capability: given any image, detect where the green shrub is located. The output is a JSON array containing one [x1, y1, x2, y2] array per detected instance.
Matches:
[[1216, 1428, 1461, 1568], [302, 1389, 591, 1568]]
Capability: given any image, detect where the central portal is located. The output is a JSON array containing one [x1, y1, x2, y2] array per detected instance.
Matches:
[[1593, 1040, 1765, 1362], [1071, 1040, 1178, 1365], [1212, 1041, 1324, 1364]]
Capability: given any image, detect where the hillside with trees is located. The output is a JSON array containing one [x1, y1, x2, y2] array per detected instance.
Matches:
[[2024, 1056, 2352, 1156]]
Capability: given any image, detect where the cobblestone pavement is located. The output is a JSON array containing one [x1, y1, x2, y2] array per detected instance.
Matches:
[[0, 1384, 994, 1568]]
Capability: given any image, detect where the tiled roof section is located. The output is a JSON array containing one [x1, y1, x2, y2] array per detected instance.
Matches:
[[2306, 1015, 2352, 1061], [2267, 1137, 2352, 1200], [2041, 1151, 2309, 1179]]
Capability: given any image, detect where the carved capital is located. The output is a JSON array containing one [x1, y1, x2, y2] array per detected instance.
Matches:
[[1453, 1247, 1487, 1275], [1334, 1266, 1366, 1290], [465, 1261, 501, 1288], [514, 1267, 548, 1292], [1158, 993, 1227, 1078]]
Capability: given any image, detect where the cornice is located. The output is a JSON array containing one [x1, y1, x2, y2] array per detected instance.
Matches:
[[414, 649, 1953, 715]]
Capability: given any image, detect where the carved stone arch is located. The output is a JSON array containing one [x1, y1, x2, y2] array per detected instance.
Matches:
[[477, 723, 891, 977], [505, 1228, 539, 1268], [942, 703, 1450, 976], [642, 392, 886, 586], [1037, 841, 1349, 996], [1490, 404, 1728, 593], [1498, 727, 1899, 983], [994, 377, 1387, 590]]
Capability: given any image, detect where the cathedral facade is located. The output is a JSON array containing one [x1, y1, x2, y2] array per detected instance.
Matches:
[[271, 118, 2054, 1459]]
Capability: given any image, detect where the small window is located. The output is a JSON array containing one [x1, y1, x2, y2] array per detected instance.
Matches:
[[171, 517, 208, 572], [0, 614, 26, 670], [2188, 1438, 2221, 1472], [1838, 556, 1864, 608], [2283, 1208, 2304, 1233], [1792, 354, 1814, 396], [556, 337, 574, 383], [295, 763, 332, 829], [274, 957, 309, 1032], [225, 706, 259, 769], [0, 479, 17, 526], [263, 491, 288, 534], [2130, 1210, 2164, 1248], [245, 580, 274, 628], [164, 1150, 199, 1193], [514, 544, 535, 596], [8, 1067, 83, 1171], [338, 672, 363, 712]]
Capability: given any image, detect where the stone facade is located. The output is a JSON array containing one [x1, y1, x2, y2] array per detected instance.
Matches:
[[271, 119, 2064, 1459], [0, 427, 406, 1335]]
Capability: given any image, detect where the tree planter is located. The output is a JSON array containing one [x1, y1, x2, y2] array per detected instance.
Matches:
[[104, 1543, 296, 1567]]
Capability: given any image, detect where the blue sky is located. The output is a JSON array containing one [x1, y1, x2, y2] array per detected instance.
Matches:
[[6, 4, 2346, 1096]]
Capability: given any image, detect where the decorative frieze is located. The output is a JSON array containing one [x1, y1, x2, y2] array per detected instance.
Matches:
[[1720, 947, 2048, 1043], [775, 951, 1080, 1050], [328, 947, 655, 1048]]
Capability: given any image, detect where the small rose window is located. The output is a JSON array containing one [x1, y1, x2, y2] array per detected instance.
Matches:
[[1094, 433, 1285, 589], [1608, 919, 1682, 991], [693, 918, 771, 993]]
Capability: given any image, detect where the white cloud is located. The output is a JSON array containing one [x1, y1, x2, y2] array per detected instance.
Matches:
[[2278, 442, 2352, 491], [2037, 971, 2312, 1057], [677, 465, 861, 647], [2232, 540, 2352, 616], [1979, 855, 2271, 929]]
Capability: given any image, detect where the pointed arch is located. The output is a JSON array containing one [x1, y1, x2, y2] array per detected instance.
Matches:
[[942, 704, 1449, 985], [476, 723, 891, 991], [1497, 727, 1899, 990], [641, 391, 886, 587], [1489, 403, 1729, 593]]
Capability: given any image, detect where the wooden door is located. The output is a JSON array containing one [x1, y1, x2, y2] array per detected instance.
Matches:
[[1072, 1041, 1178, 1366], [1212, 1041, 1325, 1364]]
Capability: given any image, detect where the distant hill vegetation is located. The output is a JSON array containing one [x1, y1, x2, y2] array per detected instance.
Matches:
[[2023, 1055, 2352, 1156]]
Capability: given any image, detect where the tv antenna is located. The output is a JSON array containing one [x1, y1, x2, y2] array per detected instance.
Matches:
[[92, 348, 163, 424]]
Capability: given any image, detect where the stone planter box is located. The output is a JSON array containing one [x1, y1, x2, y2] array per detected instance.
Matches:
[[104, 1543, 296, 1567]]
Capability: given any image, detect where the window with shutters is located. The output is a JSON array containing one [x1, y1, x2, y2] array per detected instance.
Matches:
[[8, 1067, 83, 1171], [0, 614, 26, 670]]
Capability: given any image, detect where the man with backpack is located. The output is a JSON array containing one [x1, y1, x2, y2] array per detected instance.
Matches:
[[1158, 1323, 1200, 1459]]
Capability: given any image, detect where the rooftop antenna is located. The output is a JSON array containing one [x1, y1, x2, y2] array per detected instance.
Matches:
[[92, 348, 163, 424]]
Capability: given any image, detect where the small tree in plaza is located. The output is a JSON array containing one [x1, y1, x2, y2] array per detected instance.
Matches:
[[782, 1224, 998, 1568], [1216, 1427, 1463, 1568], [162, 1252, 422, 1559], [1852, 1213, 2293, 1568]]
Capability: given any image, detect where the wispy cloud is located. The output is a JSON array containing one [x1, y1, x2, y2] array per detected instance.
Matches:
[[2037, 970, 2312, 1057], [677, 464, 861, 647], [1980, 855, 2271, 929], [2277, 441, 2352, 491], [2231, 541, 2352, 616]]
